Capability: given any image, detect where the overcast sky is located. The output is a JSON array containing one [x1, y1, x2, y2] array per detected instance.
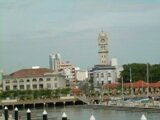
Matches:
[[1, 0, 160, 73]]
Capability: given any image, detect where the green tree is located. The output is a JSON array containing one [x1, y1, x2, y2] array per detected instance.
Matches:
[[120, 63, 160, 83]]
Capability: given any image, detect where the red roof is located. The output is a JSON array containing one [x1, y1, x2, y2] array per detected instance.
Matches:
[[9, 68, 52, 78], [103, 83, 119, 88], [71, 88, 81, 94], [149, 81, 160, 88], [132, 80, 148, 88], [103, 80, 160, 88]]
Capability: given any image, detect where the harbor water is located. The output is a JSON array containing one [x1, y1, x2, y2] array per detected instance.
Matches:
[[1, 105, 160, 120]]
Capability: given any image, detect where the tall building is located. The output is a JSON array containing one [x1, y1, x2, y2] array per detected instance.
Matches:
[[49, 53, 61, 71], [89, 31, 117, 87], [98, 31, 109, 65]]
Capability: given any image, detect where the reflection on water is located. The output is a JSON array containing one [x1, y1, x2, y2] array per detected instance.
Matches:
[[1, 106, 160, 120]]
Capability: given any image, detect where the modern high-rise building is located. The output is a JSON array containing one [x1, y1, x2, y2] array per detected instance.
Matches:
[[49, 53, 61, 71]]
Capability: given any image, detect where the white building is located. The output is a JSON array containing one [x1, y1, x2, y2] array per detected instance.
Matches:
[[2, 67, 66, 91], [76, 70, 88, 81], [111, 58, 118, 67], [59, 61, 76, 80], [90, 65, 117, 86]]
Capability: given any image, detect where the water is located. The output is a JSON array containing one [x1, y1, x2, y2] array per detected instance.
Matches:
[[3, 106, 160, 120]]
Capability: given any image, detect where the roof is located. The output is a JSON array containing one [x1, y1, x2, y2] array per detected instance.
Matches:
[[149, 81, 160, 88], [103, 83, 119, 88], [90, 65, 116, 71], [132, 80, 149, 88], [6, 68, 53, 78], [103, 80, 160, 89]]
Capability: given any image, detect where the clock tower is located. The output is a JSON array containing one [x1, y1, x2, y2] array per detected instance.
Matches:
[[98, 31, 109, 65]]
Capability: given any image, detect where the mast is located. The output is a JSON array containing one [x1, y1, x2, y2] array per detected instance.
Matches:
[[146, 63, 149, 96]]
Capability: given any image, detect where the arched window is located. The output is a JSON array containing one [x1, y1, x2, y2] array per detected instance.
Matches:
[[19, 79, 24, 83], [32, 78, 37, 82], [39, 78, 43, 82], [13, 79, 17, 83]]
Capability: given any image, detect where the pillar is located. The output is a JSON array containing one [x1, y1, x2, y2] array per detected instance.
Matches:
[[62, 112, 67, 120], [27, 108, 31, 120], [90, 115, 96, 120], [43, 110, 48, 120], [4, 106, 8, 120], [14, 107, 18, 120]]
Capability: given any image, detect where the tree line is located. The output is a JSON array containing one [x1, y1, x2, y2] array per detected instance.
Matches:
[[120, 63, 160, 83], [0, 88, 70, 100]]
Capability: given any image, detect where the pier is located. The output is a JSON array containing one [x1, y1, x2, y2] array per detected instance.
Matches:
[[0, 96, 85, 110]]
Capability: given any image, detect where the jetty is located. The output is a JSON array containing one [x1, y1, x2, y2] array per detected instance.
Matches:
[[0, 96, 85, 110]]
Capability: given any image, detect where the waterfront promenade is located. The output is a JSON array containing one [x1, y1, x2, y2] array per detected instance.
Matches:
[[1, 95, 160, 112]]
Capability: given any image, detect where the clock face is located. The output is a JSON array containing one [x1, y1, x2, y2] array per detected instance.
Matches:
[[101, 39, 105, 43]]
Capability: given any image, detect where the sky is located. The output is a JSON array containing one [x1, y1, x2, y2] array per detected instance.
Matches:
[[0, 0, 160, 73]]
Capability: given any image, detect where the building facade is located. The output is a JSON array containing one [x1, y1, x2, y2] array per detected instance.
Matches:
[[76, 70, 88, 81], [59, 61, 76, 80], [2, 67, 66, 91]]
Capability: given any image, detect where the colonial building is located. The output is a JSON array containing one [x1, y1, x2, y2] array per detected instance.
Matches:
[[2, 67, 66, 91], [89, 31, 117, 87]]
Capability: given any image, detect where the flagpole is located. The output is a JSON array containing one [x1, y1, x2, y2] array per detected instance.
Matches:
[[122, 77, 124, 101]]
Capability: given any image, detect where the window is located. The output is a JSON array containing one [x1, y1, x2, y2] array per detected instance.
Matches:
[[47, 83, 51, 88], [96, 73, 99, 78], [108, 73, 111, 77], [54, 78, 57, 81], [33, 84, 37, 89], [13, 85, 17, 90], [97, 81, 100, 86], [32, 79, 37, 82], [39, 84, 43, 89], [27, 79, 30, 82], [102, 81, 104, 85], [13, 80, 17, 83], [54, 83, 57, 88], [39, 78, 43, 82], [6, 80, 10, 83], [27, 85, 30, 90], [46, 78, 50, 81], [6, 86, 10, 90], [19, 79, 24, 83], [20, 85, 24, 90], [101, 73, 104, 77]]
